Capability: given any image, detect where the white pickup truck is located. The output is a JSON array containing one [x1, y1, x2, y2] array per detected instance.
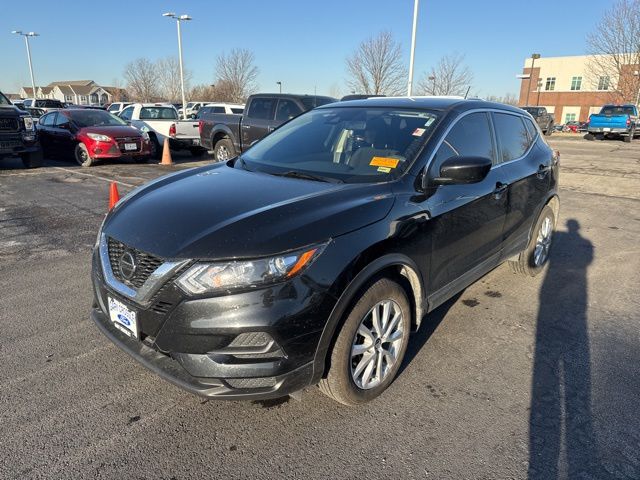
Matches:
[[118, 103, 206, 158]]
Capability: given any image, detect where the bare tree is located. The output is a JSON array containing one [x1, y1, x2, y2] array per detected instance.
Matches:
[[587, 0, 640, 103], [417, 53, 473, 96], [346, 31, 407, 96], [485, 93, 518, 105], [188, 83, 216, 101], [214, 49, 259, 103], [123, 58, 159, 102], [157, 56, 192, 103]]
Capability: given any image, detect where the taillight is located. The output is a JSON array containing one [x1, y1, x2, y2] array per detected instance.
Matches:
[[169, 123, 176, 137], [627, 117, 631, 126], [198, 120, 203, 135]]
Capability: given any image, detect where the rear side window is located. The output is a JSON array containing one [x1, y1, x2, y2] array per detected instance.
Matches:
[[212, 107, 226, 114], [40, 112, 56, 126], [247, 98, 276, 120], [54, 112, 70, 128], [523, 117, 538, 141], [231, 108, 244, 114], [275, 99, 303, 122], [432, 112, 495, 171], [493, 113, 531, 162]]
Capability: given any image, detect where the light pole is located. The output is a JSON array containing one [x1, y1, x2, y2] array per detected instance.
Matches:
[[163, 12, 192, 118], [407, 0, 419, 96], [525, 53, 541, 106], [428, 75, 436, 95], [536, 80, 543, 106], [276, 81, 282, 94], [12, 30, 39, 99], [634, 71, 640, 106]]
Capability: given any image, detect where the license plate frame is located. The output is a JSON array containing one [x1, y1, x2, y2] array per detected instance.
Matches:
[[124, 142, 138, 151], [108, 296, 139, 339]]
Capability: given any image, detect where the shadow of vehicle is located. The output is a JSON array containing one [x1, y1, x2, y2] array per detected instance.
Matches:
[[528, 219, 604, 479]]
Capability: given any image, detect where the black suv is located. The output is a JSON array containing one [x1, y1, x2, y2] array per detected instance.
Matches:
[[91, 97, 559, 405], [0, 91, 42, 168]]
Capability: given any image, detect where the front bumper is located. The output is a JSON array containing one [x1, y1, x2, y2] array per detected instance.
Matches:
[[90, 248, 335, 400], [0, 132, 39, 157]]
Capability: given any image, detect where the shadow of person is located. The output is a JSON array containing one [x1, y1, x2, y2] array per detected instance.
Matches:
[[528, 219, 602, 478]]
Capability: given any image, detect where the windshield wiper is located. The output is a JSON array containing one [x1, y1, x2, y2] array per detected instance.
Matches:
[[271, 170, 343, 183]]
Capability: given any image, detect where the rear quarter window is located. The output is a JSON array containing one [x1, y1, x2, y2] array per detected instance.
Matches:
[[494, 113, 532, 162]]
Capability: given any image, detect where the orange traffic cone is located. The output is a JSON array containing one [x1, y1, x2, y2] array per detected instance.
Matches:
[[161, 137, 173, 165], [109, 182, 120, 210]]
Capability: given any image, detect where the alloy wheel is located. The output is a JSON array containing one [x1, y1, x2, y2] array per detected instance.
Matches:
[[350, 299, 405, 390], [534, 216, 552, 266], [216, 146, 229, 161]]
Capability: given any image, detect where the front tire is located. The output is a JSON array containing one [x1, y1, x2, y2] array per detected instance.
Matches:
[[509, 205, 555, 277], [319, 278, 411, 406], [74, 143, 93, 167]]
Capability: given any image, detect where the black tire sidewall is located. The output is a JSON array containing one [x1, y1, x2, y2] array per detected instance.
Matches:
[[74, 143, 93, 167], [325, 278, 411, 405], [214, 138, 235, 162], [149, 136, 161, 159], [524, 205, 555, 273]]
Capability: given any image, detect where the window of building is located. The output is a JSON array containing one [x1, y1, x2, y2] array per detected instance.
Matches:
[[80, 95, 88, 104], [570, 76, 582, 91], [65, 95, 73, 102], [565, 113, 577, 122], [597, 76, 610, 90], [545, 77, 556, 91]]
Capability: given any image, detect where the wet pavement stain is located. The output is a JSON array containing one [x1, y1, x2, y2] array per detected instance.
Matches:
[[462, 298, 480, 307], [484, 291, 503, 298]]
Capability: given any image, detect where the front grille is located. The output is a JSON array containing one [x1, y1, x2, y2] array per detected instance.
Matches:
[[107, 237, 163, 288], [226, 377, 277, 389], [0, 118, 19, 131], [115, 137, 141, 153]]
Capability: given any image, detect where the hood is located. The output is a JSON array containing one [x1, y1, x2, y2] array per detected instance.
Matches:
[[80, 125, 143, 138], [104, 163, 395, 259]]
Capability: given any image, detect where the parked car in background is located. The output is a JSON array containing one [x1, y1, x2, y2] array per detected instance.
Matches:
[[521, 106, 554, 135], [91, 97, 559, 405], [118, 103, 205, 158], [553, 124, 564, 132], [563, 121, 580, 133], [11, 99, 26, 110], [178, 101, 210, 119], [38, 108, 150, 167], [26, 107, 45, 119], [0, 90, 41, 168], [587, 104, 639, 142], [199, 93, 336, 161], [107, 102, 132, 116], [23, 98, 65, 112]]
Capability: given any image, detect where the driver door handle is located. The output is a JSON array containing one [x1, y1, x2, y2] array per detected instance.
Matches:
[[493, 182, 508, 199]]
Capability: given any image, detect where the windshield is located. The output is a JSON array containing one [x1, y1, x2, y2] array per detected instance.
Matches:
[[186, 102, 195, 108], [300, 96, 336, 110], [601, 105, 635, 115], [68, 110, 127, 127], [522, 107, 539, 115], [0, 92, 10, 105], [239, 107, 439, 183]]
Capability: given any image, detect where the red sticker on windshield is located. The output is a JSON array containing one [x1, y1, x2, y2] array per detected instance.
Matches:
[[412, 128, 426, 136]]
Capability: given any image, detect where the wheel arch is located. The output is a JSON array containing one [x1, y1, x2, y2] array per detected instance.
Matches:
[[311, 252, 426, 384]]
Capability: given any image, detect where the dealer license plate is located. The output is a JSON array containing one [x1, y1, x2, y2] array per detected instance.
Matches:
[[124, 143, 137, 151], [108, 297, 138, 338]]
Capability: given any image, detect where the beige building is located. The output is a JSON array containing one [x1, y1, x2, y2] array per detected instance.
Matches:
[[19, 80, 127, 105], [518, 54, 638, 123]]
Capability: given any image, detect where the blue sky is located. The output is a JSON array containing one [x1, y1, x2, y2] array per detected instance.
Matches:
[[0, 0, 610, 98]]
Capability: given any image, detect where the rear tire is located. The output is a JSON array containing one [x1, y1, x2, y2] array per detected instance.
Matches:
[[624, 129, 634, 143], [149, 135, 161, 160], [21, 150, 43, 169], [509, 205, 555, 277], [74, 143, 93, 167], [213, 138, 235, 162], [319, 278, 411, 406]]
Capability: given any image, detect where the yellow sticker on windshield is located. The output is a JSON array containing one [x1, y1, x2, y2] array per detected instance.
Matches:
[[370, 157, 399, 168]]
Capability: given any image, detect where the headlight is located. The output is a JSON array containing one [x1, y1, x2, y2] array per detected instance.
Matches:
[[176, 244, 326, 295], [87, 133, 112, 142], [22, 116, 34, 130]]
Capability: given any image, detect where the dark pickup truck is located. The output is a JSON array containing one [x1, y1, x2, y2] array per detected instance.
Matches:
[[199, 93, 336, 161], [521, 106, 554, 135], [0, 90, 42, 168]]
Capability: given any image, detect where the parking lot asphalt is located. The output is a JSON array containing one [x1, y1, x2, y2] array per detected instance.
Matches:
[[1, 138, 639, 480]]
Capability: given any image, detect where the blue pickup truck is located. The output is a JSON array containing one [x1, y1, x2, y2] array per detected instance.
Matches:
[[588, 104, 639, 142]]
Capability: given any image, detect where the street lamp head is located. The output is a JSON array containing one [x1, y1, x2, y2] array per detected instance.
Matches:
[[531, 53, 541, 59], [11, 30, 22, 34], [162, 12, 176, 17], [27, 32, 39, 37], [179, 15, 192, 21]]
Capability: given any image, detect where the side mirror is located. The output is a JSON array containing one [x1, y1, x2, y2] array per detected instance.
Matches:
[[431, 156, 492, 186]]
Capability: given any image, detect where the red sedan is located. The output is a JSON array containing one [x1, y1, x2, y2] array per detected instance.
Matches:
[[37, 108, 150, 166]]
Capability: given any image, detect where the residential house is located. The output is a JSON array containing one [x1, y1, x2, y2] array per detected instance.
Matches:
[[18, 80, 128, 105]]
